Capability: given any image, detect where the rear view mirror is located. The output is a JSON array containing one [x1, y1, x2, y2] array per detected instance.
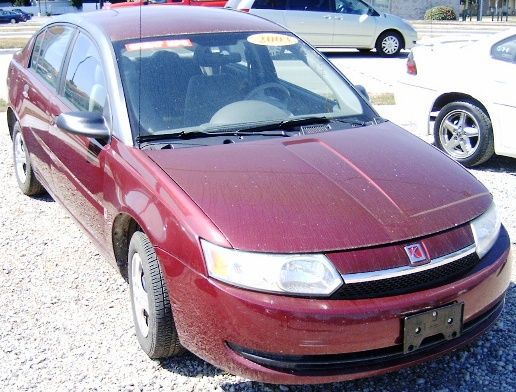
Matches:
[[56, 112, 110, 142], [355, 85, 370, 102]]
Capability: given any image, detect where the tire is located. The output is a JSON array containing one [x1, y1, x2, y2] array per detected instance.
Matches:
[[434, 100, 494, 167], [375, 31, 403, 57], [12, 122, 45, 196], [10, 19, 17, 24], [128, 231, 184, 359]]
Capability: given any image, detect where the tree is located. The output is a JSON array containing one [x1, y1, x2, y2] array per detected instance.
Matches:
[[70, 0, 83, 9], [11, 0, 32, 6]]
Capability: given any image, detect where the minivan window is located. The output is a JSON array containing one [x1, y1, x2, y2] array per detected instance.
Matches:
[[253, 0, 286, 9], [64, 33, 108, 113], [34, 25, 74, 89], [335, 0, 370, 15], [288, 0, 330, 11]]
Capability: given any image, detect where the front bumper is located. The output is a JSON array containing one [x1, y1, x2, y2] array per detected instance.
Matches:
[[158, 227, 511, 384]]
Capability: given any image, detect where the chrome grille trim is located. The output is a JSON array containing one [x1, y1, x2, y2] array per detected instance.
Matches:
[[341, 244, 477, 284]]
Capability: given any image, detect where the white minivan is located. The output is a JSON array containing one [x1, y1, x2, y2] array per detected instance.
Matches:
[[225, 0, 417, 56]]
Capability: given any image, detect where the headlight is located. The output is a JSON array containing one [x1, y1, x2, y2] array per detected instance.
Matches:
[[470, 203, 501, 259], [201, 240, 343, 296]]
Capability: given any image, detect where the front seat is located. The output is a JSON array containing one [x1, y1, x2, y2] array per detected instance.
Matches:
[[183, 46, 243, 127]]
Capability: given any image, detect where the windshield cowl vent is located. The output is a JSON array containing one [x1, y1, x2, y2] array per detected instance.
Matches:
[[300, 124, 331, 135]]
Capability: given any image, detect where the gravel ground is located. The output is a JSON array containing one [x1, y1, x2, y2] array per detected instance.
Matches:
[[0, 121, 514, 392]]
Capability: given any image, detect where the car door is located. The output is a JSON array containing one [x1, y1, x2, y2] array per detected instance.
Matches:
[[487, 35, 516, 156], [19, 25, 75, 191], [332, 0, 377, 47], [281, 0, 334, 46], [48, 32, 111, 246]]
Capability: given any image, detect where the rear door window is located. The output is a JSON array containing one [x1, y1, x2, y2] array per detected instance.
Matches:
[[253, 0, 287, 9], [63, 33, 108, 114], [33, 25, 74, 89], [491, 36, 516, 63], [30, 30, 46, 70]]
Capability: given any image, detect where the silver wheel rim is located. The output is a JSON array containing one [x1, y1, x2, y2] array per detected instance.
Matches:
[[439, 109, 480, 159], [131, 252, 150, 338], [14, 131, 27, 184], [382, 35, 399, 55]]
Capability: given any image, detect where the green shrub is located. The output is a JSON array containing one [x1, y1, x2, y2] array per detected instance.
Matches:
[[424, 6, 457, 21]]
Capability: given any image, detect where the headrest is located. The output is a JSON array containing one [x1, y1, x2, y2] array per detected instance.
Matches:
[[193, 46, 241, 67]]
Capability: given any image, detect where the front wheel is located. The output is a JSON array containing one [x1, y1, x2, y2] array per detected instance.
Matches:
[[375, 31, 403, 57], [434, 100, 494, 167], [128, 231, 184, 359], [10, 18, 17, 24]]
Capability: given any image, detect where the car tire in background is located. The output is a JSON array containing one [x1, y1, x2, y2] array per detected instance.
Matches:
[[12, 122, 45, 196], [128, 231, 184, 359], [434, 100, 494, 167], [10, 18, 17, 24], [375, 31, 402, 57]]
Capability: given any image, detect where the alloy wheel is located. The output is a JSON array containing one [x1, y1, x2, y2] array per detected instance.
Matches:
[[438, 109, 480, 159]]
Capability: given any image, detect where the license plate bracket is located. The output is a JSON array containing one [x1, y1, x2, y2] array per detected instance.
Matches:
[[403, 302, 464, 354]]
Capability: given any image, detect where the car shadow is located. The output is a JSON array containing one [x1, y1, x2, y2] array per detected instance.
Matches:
[[160, 282, 515, 391], [159, 352, 225, 378], [471, 155, 516, 176], [32, 192, 54, 203]]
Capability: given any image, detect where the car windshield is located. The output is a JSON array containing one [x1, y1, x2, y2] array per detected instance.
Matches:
[[114, 31, 376, 140]]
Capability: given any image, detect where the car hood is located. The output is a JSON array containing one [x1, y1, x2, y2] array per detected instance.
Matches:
[[145, 122, 491, 253]]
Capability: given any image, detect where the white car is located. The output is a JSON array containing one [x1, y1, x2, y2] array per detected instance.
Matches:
[[402, 30, 516, 166], [225, 0, 417, 57]]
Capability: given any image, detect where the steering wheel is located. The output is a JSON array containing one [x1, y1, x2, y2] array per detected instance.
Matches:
[[245, 82, 291, 110]]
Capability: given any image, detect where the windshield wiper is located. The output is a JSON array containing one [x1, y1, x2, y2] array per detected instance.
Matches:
[[137, 129, 291, 143]]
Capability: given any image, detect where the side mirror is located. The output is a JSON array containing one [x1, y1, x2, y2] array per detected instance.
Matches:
[[355, 85, 370, 102], [56, 112, 110, 142], [368, 7, 380, 16]]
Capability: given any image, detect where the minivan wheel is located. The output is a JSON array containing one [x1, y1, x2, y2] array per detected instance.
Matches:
[[128, 231, 184, 359], [12, 122, 44, 196], [376, 31, 402, 57], [10, 18, 17, 24], [434, 100, 494, 167]]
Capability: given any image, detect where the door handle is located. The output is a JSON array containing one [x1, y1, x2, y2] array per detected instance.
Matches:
[[22, 84, 29, 98]]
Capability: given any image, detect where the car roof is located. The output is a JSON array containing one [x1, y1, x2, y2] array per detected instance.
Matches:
[[50, 7, 286, 42]]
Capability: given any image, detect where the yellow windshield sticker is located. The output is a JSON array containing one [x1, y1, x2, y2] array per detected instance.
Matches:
[[247, 33, 298, 47]]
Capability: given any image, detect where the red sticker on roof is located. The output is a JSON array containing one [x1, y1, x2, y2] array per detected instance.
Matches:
[[125, 39, 193, 52]]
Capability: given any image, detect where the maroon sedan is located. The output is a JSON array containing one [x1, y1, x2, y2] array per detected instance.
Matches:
[[6, 6, 511, 385]]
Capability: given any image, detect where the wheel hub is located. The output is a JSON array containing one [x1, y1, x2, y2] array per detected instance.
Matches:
[[131, 253, 150, 338], [14, 132, 27, 184]]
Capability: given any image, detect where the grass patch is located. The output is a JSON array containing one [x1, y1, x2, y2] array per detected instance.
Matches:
[[370, 92, 396, 106], [0, 37, 29, 50], [0, 98, 7, 112]]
